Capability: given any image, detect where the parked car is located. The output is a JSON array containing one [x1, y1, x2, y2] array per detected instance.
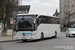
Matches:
[[66, 28, 75, 37]]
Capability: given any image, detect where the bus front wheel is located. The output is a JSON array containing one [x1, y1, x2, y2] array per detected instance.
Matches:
[[40, 33, 44, 40], [22, 40, 27, 42]]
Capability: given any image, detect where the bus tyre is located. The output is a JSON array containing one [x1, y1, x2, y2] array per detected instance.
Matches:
[[54, 31, 57, 38], [22, 40, 27, 42], [40, 33, 44, 40]]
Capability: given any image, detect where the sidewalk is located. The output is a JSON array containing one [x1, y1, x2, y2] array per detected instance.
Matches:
[[0, 36, 18, 42]]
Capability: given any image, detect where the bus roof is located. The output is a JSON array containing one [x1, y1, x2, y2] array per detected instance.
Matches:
[[17, 14, 60, 18]]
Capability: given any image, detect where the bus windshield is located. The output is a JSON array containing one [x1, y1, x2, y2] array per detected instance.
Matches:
[[15, 15, 36, 31]]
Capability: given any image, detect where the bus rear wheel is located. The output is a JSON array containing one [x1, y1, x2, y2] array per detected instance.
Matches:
[[54, 31, 57, 38]]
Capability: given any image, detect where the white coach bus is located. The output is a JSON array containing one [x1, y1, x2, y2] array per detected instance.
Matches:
[[14, 14, 60, 41]]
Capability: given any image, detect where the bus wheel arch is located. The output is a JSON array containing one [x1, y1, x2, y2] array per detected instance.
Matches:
[[54, 31, 57, 38], [40, 32, 44, 40], [55, 31, 57, 34]]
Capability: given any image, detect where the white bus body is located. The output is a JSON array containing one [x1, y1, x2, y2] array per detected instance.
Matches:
[[14, 14, 60, 40]]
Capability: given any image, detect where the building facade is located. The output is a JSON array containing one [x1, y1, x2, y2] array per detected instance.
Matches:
[[60, 0, 75, 27], [70, 10, 75, 25]]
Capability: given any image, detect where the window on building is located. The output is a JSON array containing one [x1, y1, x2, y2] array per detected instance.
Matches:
[[68, 1, 69, 3], [72, 5, 74, 7], [64, 9, 65, 11], [64, 5, 66, 7], [66, 13, 67, 15], [68, 5, 70, 8], [66, 17, 68, 19], [72, 0, 74, 4]]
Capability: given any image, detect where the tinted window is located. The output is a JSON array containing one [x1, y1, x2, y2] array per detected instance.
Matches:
[[37, 16, 49, 23], [15, 15, 36, 31], [36, 16, 60, 26], [51, 18, 60, 24]]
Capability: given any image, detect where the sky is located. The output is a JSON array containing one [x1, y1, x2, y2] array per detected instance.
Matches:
[[21, 0, 59, 15]]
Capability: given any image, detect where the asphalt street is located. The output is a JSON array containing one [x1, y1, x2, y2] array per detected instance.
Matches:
[[0, 32, 75, 50]]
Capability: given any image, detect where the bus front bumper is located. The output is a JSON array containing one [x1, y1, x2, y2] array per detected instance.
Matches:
[[15, 36, 40, 40]]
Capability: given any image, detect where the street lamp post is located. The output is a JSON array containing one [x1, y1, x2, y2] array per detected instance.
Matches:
[[12, 20, 13, 39], [68, 12, 70, 27]]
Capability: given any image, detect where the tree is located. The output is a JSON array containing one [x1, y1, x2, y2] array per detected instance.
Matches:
[[0, 0, 19, 30]]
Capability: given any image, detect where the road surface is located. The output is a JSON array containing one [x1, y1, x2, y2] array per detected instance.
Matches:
[[0, 32, 75, 50]]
